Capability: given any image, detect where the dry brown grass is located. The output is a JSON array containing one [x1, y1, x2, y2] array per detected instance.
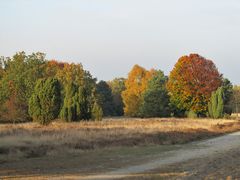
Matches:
[[1, 118, 240, 179], [0, 118, 240, 161]]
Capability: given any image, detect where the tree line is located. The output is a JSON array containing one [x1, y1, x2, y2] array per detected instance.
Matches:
[[0, 52, 239, 124]]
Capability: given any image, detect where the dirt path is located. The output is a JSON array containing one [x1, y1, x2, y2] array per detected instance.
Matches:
[[78, 131, 240, 180], [1, 131, 240, 179]]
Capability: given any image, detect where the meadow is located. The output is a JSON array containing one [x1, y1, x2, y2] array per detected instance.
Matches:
[[1, 117, 240, 179], [1, 118, 240, 162]]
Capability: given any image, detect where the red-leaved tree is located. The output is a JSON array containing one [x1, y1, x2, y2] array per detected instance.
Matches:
[[167, 54, 222, 115]]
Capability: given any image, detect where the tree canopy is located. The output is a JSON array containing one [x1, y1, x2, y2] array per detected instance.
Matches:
[[0, 52, 100, 123], [0, 52, 233, 123], [167, 54, 222, 115], [0, 52, 46, 122]]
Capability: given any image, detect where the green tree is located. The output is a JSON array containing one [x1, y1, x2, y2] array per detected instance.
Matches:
[[108, 78, 126, 116], [0, 52, 46, 122], [60, 84, 92, 122], [76, 86, 91, 120], [208, 87, 224, 119], [82, 70, 98, 118], [96, 81, 115, 116], [60, 83, 77, 121], [141, 70, 170, 117], [29, 78, 61, 125], [59, 67, 97, 122]]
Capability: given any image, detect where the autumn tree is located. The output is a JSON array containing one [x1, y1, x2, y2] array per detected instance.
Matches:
[[0, 52, 101, 123], [122, 65, 155, 117], [29, 78, 61, 125], [141, 70, 170, 117], [108, 78, 126, 116], [167, 54, 222, 116], [56, 63, 85, 86], [0, 82, 24, 123], [45, 60, 65, 78]]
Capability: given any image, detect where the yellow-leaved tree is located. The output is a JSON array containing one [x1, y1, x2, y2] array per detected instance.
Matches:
[[122, 65, 155, 117]]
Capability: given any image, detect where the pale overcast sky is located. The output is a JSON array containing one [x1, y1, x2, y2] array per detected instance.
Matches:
[[0, 0, 240, 84]]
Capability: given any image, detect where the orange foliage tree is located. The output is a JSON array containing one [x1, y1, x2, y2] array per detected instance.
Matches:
[[45, 60, 65, 78], [167, 54, 222, 115], [122, 65, 155, 117]]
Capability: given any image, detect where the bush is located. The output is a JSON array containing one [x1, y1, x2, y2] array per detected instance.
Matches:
[[29, 78, 61, 125], [186, 110, 198, 118]]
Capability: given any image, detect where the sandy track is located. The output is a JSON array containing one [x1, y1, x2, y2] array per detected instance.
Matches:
[[78, 131, 240, 180]]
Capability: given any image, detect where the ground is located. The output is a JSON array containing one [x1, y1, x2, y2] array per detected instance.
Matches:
[[0, 118, 240, 179]]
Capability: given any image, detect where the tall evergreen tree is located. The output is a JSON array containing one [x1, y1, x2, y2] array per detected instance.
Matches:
[[96, 81, 115, 116], [60, 84, 93, 121], [141, 71, 170, 117], [76, 86, 91, 120], [208, 87, 224, 119], [29, 78, 61, 125], [58, 64, 97, 122], [60, 83, 77, 122]]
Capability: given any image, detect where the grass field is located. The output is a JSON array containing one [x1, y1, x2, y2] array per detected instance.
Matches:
[[1, 118, 240, 179], [1, 118, 240, 162]]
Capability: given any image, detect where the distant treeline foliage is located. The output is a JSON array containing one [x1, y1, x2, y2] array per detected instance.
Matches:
[[0, 52, 118, 124], [0, 52, 238, 124]]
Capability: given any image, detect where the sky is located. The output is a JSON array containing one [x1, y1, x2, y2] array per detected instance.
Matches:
[[1, 0, 240, 84]]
